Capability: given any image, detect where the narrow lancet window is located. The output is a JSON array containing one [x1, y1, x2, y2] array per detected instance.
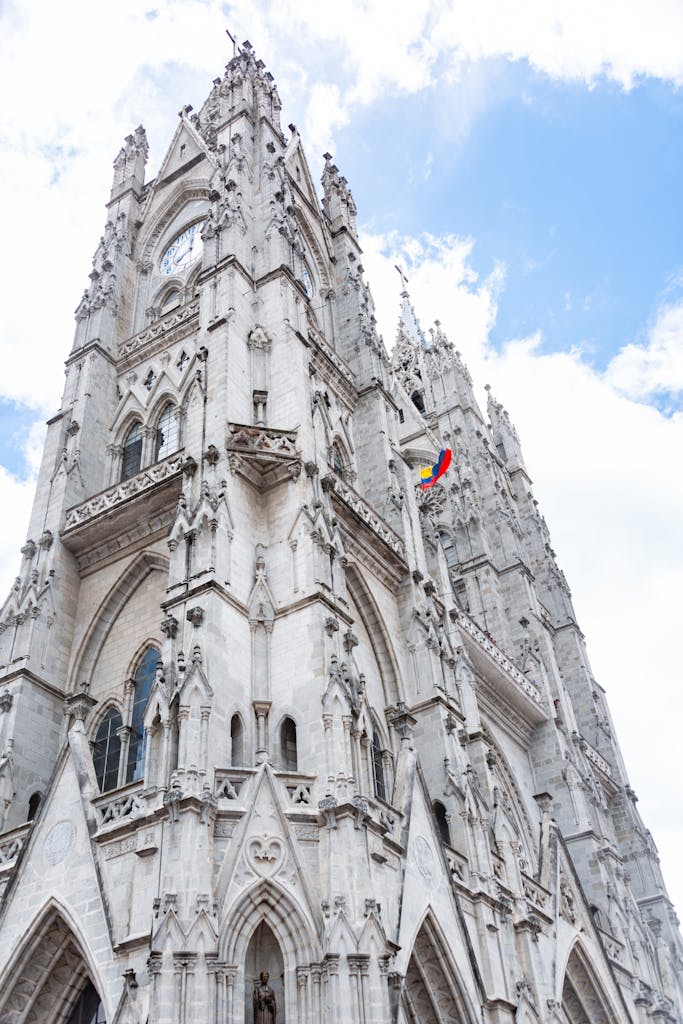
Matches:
[[280, 717, 297, 771], [372, 732, 386, 801], [230, 713, 244, 766], [121, 422, 143, 480], [154, 404, 178, 461], [126, 647, 159, 783], [93, 708, 123, 793]]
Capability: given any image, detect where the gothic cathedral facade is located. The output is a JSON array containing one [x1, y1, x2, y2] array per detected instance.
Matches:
[[0, 42, 680, 1024]]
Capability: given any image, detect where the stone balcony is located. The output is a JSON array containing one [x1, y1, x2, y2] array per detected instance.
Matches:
[[451, 608, 548, 726], [62, 452, 185, 567], [226, 424, 302, 491], [321, 473, 408, 586], [118, 298, 200, 369]]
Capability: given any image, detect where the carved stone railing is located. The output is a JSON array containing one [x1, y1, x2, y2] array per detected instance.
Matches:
[[445, 847, 469, 885], [93, 780, 146, 829], [214, 769, 253, 801], [308, 322, 356, 390], [275, 772, 317, 808], [64, 453, 184, 532], [452, 609, 546, 720], [521, 872, 551, 914], [0, 821, 31, 870], [582, 738, 614, 781], [118, 299, 200, 364], [598, 927, 625, 964], [322, 474, 406, 561]]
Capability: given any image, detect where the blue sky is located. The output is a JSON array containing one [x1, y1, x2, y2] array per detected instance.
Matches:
[[0, 0, 682, 914], [339, 65, 683, 375]]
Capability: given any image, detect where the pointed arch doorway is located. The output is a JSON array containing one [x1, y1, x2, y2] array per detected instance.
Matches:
[[245, 921, 285, 1023], [0, 909, 107, 1024]]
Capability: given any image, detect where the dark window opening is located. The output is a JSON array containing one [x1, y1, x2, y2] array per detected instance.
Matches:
[[230, 714, 244, 766], [398, 408, 405, 424], [411, 390, 426, 414], [433, 800, 451, 845], [27, 791, 41, 821], [372, 732, 386, 801], [66, 981, 106, 1024], [332, 446, 344, 477], [280, 717, 297, 771], [120, 422, 142, 481]]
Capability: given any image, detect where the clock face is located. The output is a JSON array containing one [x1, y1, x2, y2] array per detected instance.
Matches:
[[160, 222, 203, 275]]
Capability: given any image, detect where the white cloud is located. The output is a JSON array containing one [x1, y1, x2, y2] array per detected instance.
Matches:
[[362, 226, 683, 913], [607, 295, 683, 401]]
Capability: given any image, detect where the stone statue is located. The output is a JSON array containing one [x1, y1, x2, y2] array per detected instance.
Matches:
[[253, 971, 276, 1024]]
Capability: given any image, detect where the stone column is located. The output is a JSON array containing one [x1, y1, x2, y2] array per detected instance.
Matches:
[[324, 954, 341, 1024], [296, 966, 310, 1023], [253, 700, 271, 763]]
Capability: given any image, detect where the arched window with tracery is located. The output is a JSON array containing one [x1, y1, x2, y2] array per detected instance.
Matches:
[[433, 800, 450, 845], [154, 403, 179, 462], [125, 646, 159, 783], [230, 713, 244, 766], [411, 390, 426, 414], [120, 421, 143, 481], [280, 717, 297, 771], [93, 707, 123, 793]]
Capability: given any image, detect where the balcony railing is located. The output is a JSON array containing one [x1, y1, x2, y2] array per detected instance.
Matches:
[[452, 608, 547, 724], [63, 453, 185, 533]]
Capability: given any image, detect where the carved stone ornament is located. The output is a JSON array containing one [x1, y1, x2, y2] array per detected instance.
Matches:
[[43, 821, 75, 866], [0, 690, 13, 714], [246, 835, 286, 877], [186, 606, 204, 628], [160, 614, 179, 639]]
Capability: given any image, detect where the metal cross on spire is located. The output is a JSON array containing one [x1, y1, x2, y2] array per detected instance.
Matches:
[[394, 264, 410, 294], [226, 29, 237, 57]]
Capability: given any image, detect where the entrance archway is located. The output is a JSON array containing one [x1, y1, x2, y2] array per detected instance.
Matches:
[[0, 909, 106, 1023], [562, 945, 616, 1024]]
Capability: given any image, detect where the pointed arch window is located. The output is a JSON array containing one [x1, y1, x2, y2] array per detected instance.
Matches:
[[154, 403, 179, 462], [125, 646, 159, 783], [433, 800, 450, 845], [411, 390, 426, 414], [280, 717, 298, 771], [332, 444, 345, 477], [93, 708, 123, 793], [161, 288, 180, 312], [120, 422, 143, 481], [230, 713, 244, 767], [27, 791, 41, 821], [372, 732, 386, 801]]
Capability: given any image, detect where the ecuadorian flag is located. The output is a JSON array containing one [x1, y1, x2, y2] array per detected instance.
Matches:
[[420, 448, 452, 490]]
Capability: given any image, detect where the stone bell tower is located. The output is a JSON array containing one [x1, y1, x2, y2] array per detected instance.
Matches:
[[0, 39, 681, 1024]]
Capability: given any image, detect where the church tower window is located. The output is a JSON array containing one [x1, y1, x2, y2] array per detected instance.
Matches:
[[93, 708, 123, 793], [280, 717, 297, 771], [433, 800, 450, 845], [27, 791, 41, 821], [411, 390, 426, 414], [230, 713, 245, 766], [125, 646, 159, 783], [372, 732, 386, 801], [120, 422, 143, 481], [154, 403, 179, 462]]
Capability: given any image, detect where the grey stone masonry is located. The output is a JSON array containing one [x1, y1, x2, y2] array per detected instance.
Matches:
[[0, 39, 680, 1024]]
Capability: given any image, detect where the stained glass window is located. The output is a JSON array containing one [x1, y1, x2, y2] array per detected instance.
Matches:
[[93, 709, 123, 793]]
